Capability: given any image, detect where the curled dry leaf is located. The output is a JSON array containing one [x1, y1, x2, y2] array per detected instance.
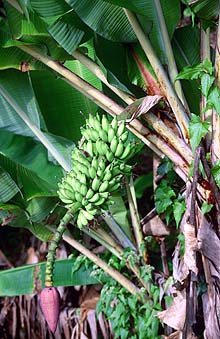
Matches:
[[183, 222, 198, 275], [142, 214, 170, 236], [39, 287, 60, 333], [157, 290, 186, 330]]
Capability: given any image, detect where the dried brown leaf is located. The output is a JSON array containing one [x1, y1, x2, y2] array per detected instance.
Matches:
[[142, 215, 170, 236], [157, 290, 186, 330], [183, 223, 198, 275]]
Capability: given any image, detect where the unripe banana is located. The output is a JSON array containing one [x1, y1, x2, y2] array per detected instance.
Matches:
[[110, 136, 118, 154], [99, 129, 108, 142], [85, 140, 94, 156], [93, 117, 101, 131], [92, 176, 101, 191], [117, 120, 125, 137], [88, 192, 100, 203], [90, 129, 99, 141], [91, 157, 99, 170], [88, 115, 96, 129], [86, 188, 95, 200], [98, 157, 106, 171], [108, 182, 121, 192], [119, 143, 132, 160], [112, 167, 121, 176], [58, 186, 74, 201], [101, 115, 110, 132], [75, 191, 83, 203], [62, 180, 74, 193], [108, 178, 116, 188], [81, 209, 95, 221], [111, 116, 118, 132], [80, 184, 88, 197], [106, 150, 114, 162], [107, 127, 115, 143], [103, 170, 112, 181], [100, 192, 109, 199], [77, 172, 87, 185], [77, 210, 88, 227], [101, 142, 109, 155], [120, 131, 129, 142], [74, 180, 82, 193], [93, 197, 106, 206], [65, 175, 76, 188], [81, 129, 91, 141], [88, 166, 97, 179], [97, 167, 105, 179], [95, 139, 103, 155], [99, 181, 109, 193], [58, 195, 73, 205], [115, 141, 124, 158], [82, 198, 89, 206], [85, 206, 97, 215], [77, 163, 89, 177]]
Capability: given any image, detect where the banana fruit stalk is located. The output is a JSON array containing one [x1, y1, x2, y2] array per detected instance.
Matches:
[[57, 113, 137, 228]]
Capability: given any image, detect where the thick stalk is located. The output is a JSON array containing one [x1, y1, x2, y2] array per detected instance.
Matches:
[[212, 12, 220, 163], [0, 85, 71, 172], [143, 113, 192, 164], [126, 180, 146, 260], [200, 27, 212, 148], [62, 233, 141, 296], [45, 211, 73, 287], [154, 0, 187, 107], [124, 9, 189, 141], [72, 50, 134, 105], [101, 211, 136, 251], [17, 46, 189, 178]]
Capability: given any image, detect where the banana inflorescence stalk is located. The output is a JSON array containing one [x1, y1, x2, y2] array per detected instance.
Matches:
[[41, 113, 136, 333]]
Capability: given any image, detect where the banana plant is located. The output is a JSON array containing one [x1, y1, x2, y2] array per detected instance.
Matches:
[[0, 0, 220, 338]]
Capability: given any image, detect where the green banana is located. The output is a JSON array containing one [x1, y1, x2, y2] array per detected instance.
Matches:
[[111, 116, 118, 132], [115, 141, 124, 158], [120, 131, 129, 142], [80, 184, 88, 196], [88, 166, 97, 179], [107, 127, 115, 143], [70, 202, 81, 213], [77, 210, 88, 227], [81, 129, 91, 141], [119, 143, 132, 160], [91, 157, 99, 170], [101, 115, 110, 132], [103, 170, 112, 181], [90, 129, 99, 141], [108, 182, 121, 192], [117, 120, 125, 137], [93, 117, 101, 131], [75, 191, 83, 203], [92, 176, 101, 191], [106, 150, 114, 162], [88, 192, 101, 203], [99, 181, 109, 193], [77, 172, 87, 185], [88, 115, 97, 129], [82, 198, 89, 206], [99, 129, 108, 142], [110, 136, 118, 154], [85, 140, 94, 156], [81, 209, 95, 221], [93, 197, 106, 206], [86, 188, 95, 200]]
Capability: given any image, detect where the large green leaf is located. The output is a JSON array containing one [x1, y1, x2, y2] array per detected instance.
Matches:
[[48, 11, 92, 55], [0, 70, 40, 137], [109, 194, 132, 240], [0, 258, 99, 296], [172, 25, 200, 114], [0, 130, 63, 189], [26, 197, 58, 222], [66, 0, 137, 42], [0, 167, 20, 202], [31, 60, 102, 141], [30, 0, 70, 18], [103, 0, 180, 63]]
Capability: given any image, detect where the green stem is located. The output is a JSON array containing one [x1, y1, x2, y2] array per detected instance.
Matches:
[[0, 85, 71, 172], [154, 0, 187, 107], [125, 179, 146, 259], [45, 211, 73, 287], [72, 49, 134, 105], [101, 210, 136, 251], [124, 9, 189, 141], [61, 232, 141, 296]]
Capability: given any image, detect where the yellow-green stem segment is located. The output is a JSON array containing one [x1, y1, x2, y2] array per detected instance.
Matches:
[[45, 211, 73, 287]]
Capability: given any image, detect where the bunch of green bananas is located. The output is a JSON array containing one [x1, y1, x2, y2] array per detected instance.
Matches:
[[58, 114, 135, 229]]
